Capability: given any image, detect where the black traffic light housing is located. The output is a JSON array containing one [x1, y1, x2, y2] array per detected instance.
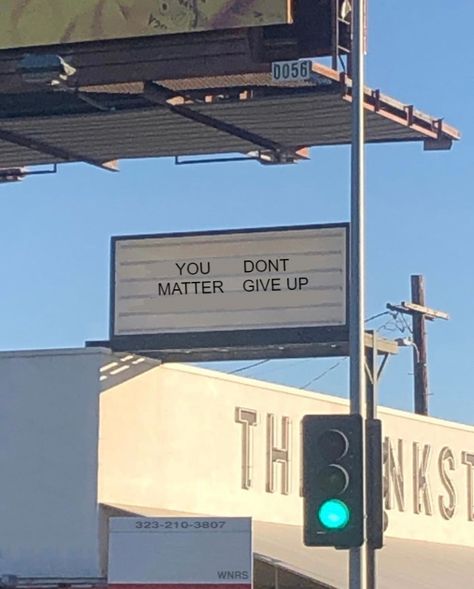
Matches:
[[302, 414, 364, 548]]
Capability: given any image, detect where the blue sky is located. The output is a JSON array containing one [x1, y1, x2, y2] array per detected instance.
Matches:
[[1, 0, 472, 424]]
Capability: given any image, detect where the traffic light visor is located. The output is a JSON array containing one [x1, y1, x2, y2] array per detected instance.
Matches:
[[318, 464, 348, 494], [318, 429, 348, 460]]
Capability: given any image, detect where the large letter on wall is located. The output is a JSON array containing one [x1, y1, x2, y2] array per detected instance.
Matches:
[[384, 437, 405, 512], [462, 452, 474, 521], [438, 446, 457, 520], [413, 443, 433, 515], [266, 414, 291, 494], [235, 408, 258, 490]]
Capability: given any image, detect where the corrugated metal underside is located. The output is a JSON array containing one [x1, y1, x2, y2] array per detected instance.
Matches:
[[0, 93, 430, 168]]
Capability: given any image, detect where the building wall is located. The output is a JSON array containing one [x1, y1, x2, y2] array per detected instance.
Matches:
[[99, 363, 474, 548], [0, 349, 105, 578]]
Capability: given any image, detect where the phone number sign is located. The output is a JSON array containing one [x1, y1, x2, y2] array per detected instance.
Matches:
[[108, 517, 252, 585]]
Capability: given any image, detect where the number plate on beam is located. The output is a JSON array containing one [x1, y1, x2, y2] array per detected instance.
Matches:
[[271, 60, 312, 83]]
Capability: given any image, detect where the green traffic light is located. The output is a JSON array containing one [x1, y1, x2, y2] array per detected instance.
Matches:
[[318, 499, 350, 529]]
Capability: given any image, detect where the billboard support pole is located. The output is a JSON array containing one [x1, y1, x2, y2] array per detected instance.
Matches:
[[349, 0, 368, 586]]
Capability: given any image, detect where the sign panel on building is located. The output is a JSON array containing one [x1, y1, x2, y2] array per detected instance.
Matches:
[[0, 1, 291, 50], [108, 517, 252, 586], [110, 224, 349, 356]]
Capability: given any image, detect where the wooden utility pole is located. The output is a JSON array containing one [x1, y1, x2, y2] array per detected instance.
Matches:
[[387, 274, 449, 416], [411, 275, 430, 415]]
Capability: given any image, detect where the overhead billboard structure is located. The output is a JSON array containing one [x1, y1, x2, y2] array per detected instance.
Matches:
[[108, 517, 252, 587], [0, 0, 291, 50], [109, 224, 349, 360], [0, 63, 459, 172]]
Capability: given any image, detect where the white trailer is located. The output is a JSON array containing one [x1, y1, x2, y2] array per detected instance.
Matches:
[[0, 348, 106, 581]]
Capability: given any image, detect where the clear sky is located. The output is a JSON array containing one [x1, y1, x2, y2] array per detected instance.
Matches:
[[1, 0, 472, 425]]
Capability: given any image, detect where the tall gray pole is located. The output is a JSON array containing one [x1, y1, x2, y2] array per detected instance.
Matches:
[[349, 0, 367, 585]]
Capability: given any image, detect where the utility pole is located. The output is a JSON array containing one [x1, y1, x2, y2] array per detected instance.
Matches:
[[411, 275, 429, 415], [387, 274, 449, 416]]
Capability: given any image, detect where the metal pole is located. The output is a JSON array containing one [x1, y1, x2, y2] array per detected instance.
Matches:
[[365, 332, 377, 421], [349, 0, 367, 585], [365, 332, 377, 589], [332, 0, 339, 71]]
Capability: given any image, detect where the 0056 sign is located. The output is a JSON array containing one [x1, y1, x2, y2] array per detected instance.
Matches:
[[272, 59, 312, 83]]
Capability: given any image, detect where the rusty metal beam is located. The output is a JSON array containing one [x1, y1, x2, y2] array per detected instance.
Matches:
[[143, 81, 302, 162], [335, 63, 460, 144], [0, 126, 118, 171]]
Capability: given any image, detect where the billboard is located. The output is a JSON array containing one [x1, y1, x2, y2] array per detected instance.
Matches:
[[110, 224, 349, 356], [0, 0, 291, 50], [108, 517, 252, 585]]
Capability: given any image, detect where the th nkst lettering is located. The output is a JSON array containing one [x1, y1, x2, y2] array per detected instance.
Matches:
[[384, 437, 405, 512], [234, 407, 474, 522], [462, 452, 474, 521], [413, 442, 433, 515], [439, 446, 457, 520], [235, 408, 258, 490], [266, 413, 291, 494]]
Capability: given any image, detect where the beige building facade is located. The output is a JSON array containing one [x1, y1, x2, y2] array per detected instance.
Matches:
[[99, 362, 474, 550], [1, 349, 473, 589]]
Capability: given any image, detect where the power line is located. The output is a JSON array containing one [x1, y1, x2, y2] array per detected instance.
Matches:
[[298, 309, 395, 389], [248, 358, 308, 377], [399, 311, 413, 334], [300, 358, 349, 390], [365, 310, 391, 323], [227, 309, 392, 378], [228, 359, 270, 374]]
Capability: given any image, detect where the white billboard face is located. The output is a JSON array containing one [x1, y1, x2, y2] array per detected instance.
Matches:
[[108, 517, 252, 585], [111, 225, 348, 348]]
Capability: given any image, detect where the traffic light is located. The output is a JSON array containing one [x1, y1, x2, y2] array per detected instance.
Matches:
[[302, 414, 363, 548]]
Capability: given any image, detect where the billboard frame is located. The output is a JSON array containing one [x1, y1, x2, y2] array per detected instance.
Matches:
[[0, 1, 348, 95], [106, 222, 350, 362]]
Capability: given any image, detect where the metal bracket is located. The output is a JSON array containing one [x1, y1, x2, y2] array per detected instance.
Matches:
[[0, 163, 58, 183], [174, 155, 260, 166]]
